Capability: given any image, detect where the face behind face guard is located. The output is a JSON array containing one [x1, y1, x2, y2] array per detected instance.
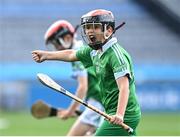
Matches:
[[46, 37, 72, 51], [46, 38, 65, 51], [81, 23, 108, 50], [46, 28, 73, 51]]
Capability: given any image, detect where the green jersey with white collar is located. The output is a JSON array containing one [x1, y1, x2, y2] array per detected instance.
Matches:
[[76, 37, 141, 120]]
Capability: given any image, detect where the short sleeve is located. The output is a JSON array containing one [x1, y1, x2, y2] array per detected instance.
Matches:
[[110, 46, 131, 80], [76, 46, 93, 68]]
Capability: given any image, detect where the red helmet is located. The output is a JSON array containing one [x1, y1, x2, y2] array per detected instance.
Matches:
[[44, 20, 75, 47], [81, 9, 115, 50]]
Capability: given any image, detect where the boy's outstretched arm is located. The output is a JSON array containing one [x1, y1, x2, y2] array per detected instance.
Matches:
[[32, 49, 79, 63]]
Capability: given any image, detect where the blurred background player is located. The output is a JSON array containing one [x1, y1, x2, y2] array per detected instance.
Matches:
[[43, 20, 104, 136], [32, 9, 141, 136]]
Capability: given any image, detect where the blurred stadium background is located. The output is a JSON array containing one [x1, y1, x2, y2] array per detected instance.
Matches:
[[0, 0, 180, 135]]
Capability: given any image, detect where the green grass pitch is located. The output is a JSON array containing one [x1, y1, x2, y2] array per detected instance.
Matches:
[[0, 111, 180, 136]]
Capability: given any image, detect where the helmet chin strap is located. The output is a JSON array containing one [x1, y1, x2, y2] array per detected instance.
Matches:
[[91, 22, 126, 50], [89, 43, 102, 50]]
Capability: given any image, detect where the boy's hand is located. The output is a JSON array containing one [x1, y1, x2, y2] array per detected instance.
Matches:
[[57, 109, 76, 120], [110, 114, 124, 125], [32, 50, 47, 63]]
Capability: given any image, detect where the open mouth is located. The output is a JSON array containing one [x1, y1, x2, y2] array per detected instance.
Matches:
[[89, 35, 96, 43]]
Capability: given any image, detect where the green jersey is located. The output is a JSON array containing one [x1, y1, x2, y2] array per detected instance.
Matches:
[[86, 66, 101, 101], [76, 37, 141, 120], [71, 40, 101, 102]]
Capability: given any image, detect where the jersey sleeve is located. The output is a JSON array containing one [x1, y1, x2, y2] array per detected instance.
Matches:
[[76, 46, 93, 68], [110, 47, 132, 80]]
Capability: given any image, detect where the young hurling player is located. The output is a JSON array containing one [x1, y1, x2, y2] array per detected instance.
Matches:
[[32, 9, 141, 136]]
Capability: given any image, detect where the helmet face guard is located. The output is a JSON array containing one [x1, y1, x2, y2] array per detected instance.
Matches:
[[81, 23, 104, 50], [81, 14, 115, 50], [46, 39, 65, 51], [58, 37, 72, 49], [46, 27, 73, 50]]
